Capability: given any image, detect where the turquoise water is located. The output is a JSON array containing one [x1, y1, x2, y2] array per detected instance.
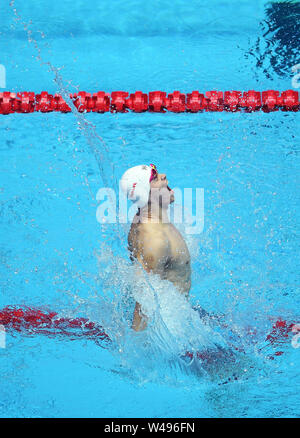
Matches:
[[0, 0, 299, 418]]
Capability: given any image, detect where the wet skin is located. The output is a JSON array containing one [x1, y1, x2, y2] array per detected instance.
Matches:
[[128, 172, 191, 331]]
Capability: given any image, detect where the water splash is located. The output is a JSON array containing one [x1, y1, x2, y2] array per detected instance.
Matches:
[[6, 1, 291, 387], [9, 0, 126, 243]]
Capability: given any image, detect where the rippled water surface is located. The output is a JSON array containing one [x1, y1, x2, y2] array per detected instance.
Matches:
[[0, 0, 299, 418]]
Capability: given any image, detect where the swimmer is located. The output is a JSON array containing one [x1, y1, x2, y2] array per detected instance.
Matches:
[[120, 164, 191, 331]]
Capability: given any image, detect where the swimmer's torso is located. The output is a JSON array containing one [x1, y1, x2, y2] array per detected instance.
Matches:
[[128, 219, 191, 295]]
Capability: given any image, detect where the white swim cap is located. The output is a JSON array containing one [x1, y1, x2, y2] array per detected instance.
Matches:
[[120, 164, 157, 209]]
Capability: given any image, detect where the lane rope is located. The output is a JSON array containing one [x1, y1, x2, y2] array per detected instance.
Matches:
[[0, 305, 297, 361], [0, 90, 299, 114], [0, 306, 110, 343]]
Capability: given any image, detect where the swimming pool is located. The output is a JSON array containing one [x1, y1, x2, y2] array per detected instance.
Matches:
[[0, 0, 299, 418]]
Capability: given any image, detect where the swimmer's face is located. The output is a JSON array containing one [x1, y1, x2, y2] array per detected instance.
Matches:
[[149, 172, 174, 206]]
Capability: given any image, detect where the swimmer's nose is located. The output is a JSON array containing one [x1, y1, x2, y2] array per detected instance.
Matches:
[[160, 173, 166, 180]]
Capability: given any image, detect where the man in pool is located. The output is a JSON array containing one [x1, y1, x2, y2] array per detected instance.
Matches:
[[120, 164, 191, 331]]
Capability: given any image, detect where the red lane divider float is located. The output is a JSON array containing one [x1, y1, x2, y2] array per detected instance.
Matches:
[[0, 306, 297, 362], [0, 306, 110, 344], [0, 90, 299, 114]]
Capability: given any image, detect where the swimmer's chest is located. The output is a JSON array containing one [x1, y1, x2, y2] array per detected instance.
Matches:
[[128, 222, 190, 266]]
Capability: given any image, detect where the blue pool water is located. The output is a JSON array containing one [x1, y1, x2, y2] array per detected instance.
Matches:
[[0, 0, 299, 418]]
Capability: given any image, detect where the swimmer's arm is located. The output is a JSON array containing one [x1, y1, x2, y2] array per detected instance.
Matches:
[[132, 302, 147, 332]]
